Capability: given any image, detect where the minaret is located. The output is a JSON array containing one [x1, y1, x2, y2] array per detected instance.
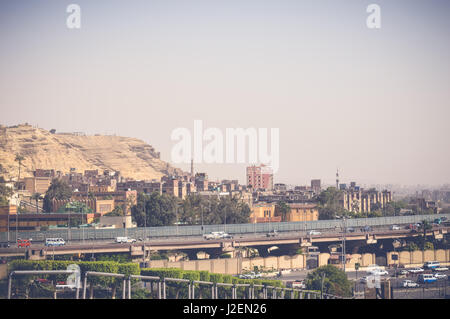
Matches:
[[190, 158, 194, 177], [336, 168, 339, 189]]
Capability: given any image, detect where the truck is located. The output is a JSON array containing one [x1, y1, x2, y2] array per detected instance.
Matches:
[[115, 237, 137, 244]]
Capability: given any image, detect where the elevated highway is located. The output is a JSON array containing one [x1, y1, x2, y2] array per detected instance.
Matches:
[[1, 224, 448, 260]]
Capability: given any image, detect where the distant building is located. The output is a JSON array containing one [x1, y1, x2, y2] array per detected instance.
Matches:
[[275, 203, 319, 222], [311, 179, 321, 193], [246, 164, 273, 191], [250, 203, 280, 223]]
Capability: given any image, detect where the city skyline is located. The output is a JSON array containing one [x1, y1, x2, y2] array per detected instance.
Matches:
[[1, 1, 450, 186]]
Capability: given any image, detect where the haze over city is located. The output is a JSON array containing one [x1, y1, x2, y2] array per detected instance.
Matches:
[[1, 0, 450, 186]]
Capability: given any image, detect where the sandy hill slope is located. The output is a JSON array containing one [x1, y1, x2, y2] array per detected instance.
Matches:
[[0, 124, 183, 181]]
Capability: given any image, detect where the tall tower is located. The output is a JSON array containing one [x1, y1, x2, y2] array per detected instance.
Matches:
[[336, 168, 339, 189], [190, 158, 194, 177]]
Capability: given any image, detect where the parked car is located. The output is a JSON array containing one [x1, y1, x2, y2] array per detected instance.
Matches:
[[408, 267, 424, 274], [390, 225, 400, 230], [433, 266, 449, 272], [424, 261, 440, 270], [399, 269, 409, 276], [402, 280, 419, 288], [360, 276, 369, 283], [370, 269, 389, 276], [362, 226, 372, 232], [433, 273, 447, 279], [346, 227, 355, 233], [307, 230, 321, 236]]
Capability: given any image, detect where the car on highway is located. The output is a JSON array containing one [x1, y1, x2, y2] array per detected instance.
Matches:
[[408, 267, 424, 274], [115, 237, 136, 244], [203, 231, 233, 240], [266, 230, 279, 237], [307, 230, 321, 236], [17, 238, 32, 248], [290, 280, 306, 289], [402, 280, 419, 288], [45, 238, 66, 247], [433, 273, 447, 280], [390, 225, 400, 230], [239, 272, 262, 279]]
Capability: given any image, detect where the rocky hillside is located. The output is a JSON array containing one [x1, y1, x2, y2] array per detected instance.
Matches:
[[0, 124, 184, 181]]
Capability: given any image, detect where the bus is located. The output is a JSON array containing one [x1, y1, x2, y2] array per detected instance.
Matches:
[[418, 274, 437, 284]]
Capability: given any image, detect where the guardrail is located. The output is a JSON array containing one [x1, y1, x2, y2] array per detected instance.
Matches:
[[1, 213, 448, 244], [7, 270, 343, 299]]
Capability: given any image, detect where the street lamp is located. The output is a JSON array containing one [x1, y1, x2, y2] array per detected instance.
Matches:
[[342, 216, 346, 273]]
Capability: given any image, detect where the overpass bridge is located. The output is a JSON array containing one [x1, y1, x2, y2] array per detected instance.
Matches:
[[1, 225, 448, 260]]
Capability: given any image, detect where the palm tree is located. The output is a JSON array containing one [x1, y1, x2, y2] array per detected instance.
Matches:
[[420, 220, 433, 250], [31, 193, 41, 213], [14, 154, 25, 181]]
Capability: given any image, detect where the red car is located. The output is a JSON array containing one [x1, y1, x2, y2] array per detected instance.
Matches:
[[17, 239, 31, 248]]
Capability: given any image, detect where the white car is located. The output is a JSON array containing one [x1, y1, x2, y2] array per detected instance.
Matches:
[[360, 276, 369, 283], [402, 280, 419, 288], [370, 269, 389, 276], [115, 237, 136, 243], [307, 230, 321, 236], [408, 267, 424, 274], [390, 225, 400, 230], [434, 266, 449, 272], [433, 273, 447, 279]]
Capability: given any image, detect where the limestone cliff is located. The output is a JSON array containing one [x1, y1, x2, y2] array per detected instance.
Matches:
[[0, 124, 183, 181]]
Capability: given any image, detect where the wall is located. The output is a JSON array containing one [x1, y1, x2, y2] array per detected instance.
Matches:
[[146, 254, 305, 275], [387, 249, 450, 267]]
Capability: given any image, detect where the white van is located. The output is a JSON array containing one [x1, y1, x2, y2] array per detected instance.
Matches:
[[424, 261, 440, 270], [45, 238, 66, 247]]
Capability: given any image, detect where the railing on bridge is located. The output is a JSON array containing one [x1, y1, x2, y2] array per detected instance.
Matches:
[[1, 213, 448, 244], [7, 270, 343, 299]]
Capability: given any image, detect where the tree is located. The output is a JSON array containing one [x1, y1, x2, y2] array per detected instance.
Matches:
[[15, 154, 25, 181], [316, 187, 348, 220], [419, 220, 433, 250], [43, 179, 73, 212], [305, 265, 352, 297], [276, 201, 290, 222], [0, 182, 13, 206], [131, 192, 177, 227], [104, 206, 124, 217]]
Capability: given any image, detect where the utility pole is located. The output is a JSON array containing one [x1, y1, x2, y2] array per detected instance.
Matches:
[[321, 273, 326, 299]]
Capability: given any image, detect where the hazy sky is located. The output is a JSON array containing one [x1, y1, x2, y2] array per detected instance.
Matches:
[[1, 0, 449, 186]]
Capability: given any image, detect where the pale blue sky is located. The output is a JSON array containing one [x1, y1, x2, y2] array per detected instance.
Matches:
[[1, 0, 449, 186]]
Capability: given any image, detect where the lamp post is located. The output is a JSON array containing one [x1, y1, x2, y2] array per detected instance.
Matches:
[[200, 205, 204, 236], [342, 216, 346, 273]]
